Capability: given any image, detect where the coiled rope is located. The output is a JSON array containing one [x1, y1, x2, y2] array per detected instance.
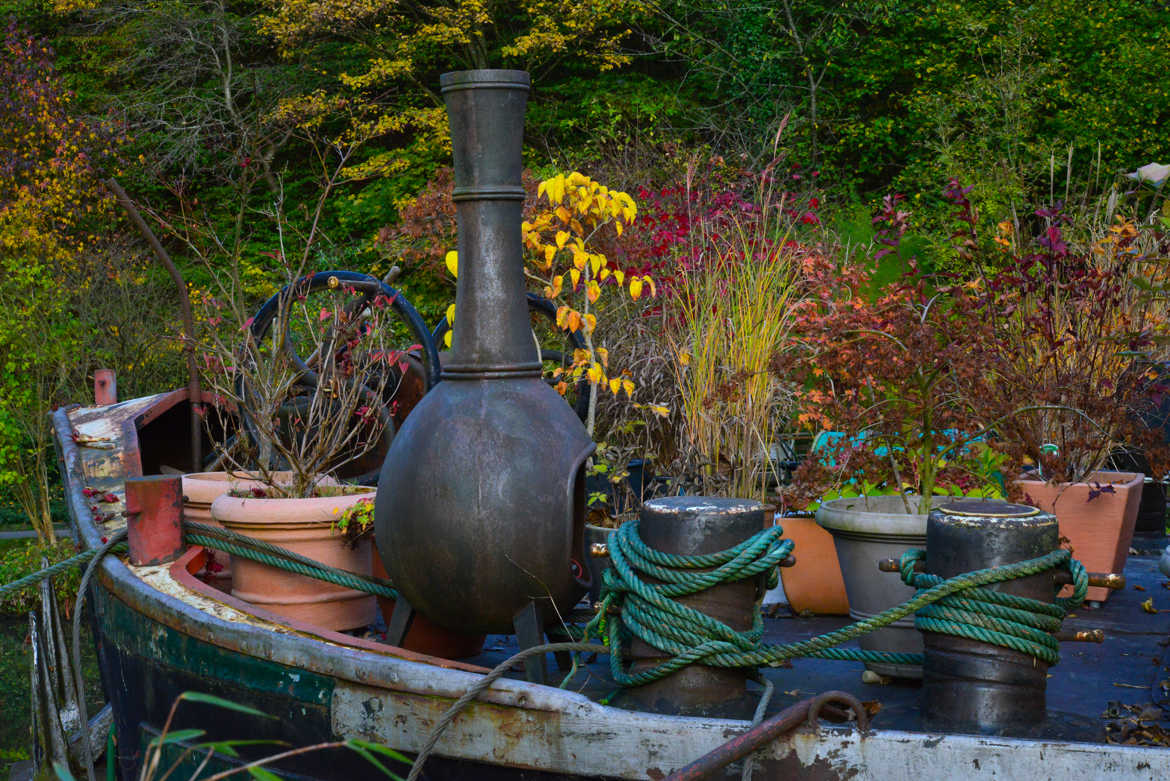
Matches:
[[584, 520, 1087, 686]]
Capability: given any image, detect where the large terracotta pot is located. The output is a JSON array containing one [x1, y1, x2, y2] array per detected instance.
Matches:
[[1014, 471, 1144, 603], [816, 495, 947, 678], [183, 472, 338, 591], [211, 487, 376, 631], [777, 514, 849, 615]]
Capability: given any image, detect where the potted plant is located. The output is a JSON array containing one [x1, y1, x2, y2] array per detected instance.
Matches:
[[179, 155, 428, 631], [778, 194, 1005, 675], [967, 195, 1170, 602]]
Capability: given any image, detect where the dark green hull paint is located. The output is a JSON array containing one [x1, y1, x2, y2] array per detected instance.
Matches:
[[96, 585, 335, 707], [90, 580, 590, 780]]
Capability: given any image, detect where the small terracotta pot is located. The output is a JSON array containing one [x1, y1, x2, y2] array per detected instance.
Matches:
[[1014, 471, 1144, 603], [371, 551, 485, 658], [211, 486, 376, 631], [777, 514, 849, 615]]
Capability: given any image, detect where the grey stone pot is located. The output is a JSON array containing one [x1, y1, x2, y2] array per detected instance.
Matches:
[[816, 494, 943, 679]]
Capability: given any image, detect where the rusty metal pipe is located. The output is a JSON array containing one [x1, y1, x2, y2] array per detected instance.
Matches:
[[664, 691, 868, 780]]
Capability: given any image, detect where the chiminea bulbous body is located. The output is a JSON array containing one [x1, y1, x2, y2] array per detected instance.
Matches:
[[375, 70, 594, 634]]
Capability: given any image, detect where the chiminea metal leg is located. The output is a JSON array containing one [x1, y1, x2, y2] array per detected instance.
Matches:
[[545, 625, 574, 672], [513, 601, 547, 684], [385, 597, 416, 648]]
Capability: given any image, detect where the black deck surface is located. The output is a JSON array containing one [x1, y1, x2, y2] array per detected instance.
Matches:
[[472, 533, 1170, 744]]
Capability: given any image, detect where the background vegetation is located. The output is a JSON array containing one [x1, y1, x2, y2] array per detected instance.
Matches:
[[1, 0, 1168, 520]]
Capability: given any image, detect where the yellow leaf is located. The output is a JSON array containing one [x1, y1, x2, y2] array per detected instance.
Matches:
[[596, 347, 609, 367], [586, 280, 601, 303], [443, 331, 452, 348], [622, 380, 636, 398], [678, 351, 691, 366], [589, 255, 601, 275], [556, 305, 571, 329], [629, 277, 643, 300], [584, 313, 597, 333], [544, 244, 556, 265], [555, 205, 572, 223], [572, 251, 587, 271], [445, 303, 456, 325], [556, 230, 569, 249], [614, 220, 624, 237], [573, 348, 590, 364], [587, 363, 603, 384], [614, 269, 625, 286], [599, 268, 610, 281], [568, 310, 583, 333], [555, 380, 568, 395], [1142, 598, 1158, 614], [647, 403, 667, 416], [609, 377, 621, 395], [549, 174, 565, 204], [643, 275, 657, 296], [569, 268, 581, 289], [550, 275, 563, 298], [570, 218, 585, 235], [445, 250, 459, 278]]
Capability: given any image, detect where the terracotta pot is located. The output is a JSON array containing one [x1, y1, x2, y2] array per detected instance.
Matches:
[[183, 472, 339, 591], [211, 486, 376, 631], [371, 552, 485, 658], [1014, 471, 1144, 603], [777, 514, 849, 615]]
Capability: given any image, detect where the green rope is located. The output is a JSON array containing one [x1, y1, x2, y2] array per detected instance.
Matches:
[[0, 546, 113, 600], [585, 520, 1087, 688], [183, 521, 398, 600]]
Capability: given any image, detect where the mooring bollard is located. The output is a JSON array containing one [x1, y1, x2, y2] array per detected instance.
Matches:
[[921, 499, 1059, 732], [624, 497, 772, 717], [125, 475, 185, 566]]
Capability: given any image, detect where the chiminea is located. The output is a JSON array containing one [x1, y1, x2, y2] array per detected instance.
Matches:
[[375, 70, 594, 637]]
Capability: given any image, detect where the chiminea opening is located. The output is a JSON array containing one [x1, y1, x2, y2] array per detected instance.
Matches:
[[570, 460, 591, 592]]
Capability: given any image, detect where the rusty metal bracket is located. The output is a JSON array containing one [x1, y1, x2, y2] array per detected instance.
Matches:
[[664, 690, 871, 780]]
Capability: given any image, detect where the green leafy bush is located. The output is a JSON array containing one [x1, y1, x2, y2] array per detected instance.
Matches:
[[0, 538, 82, 616]]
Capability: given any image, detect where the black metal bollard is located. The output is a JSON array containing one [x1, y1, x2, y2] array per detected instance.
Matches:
[[624, 497, 771, 717], [922, 499, 1059, 733]]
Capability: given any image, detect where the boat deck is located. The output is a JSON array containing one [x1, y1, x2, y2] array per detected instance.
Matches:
[[470, 533, 1170, 745]]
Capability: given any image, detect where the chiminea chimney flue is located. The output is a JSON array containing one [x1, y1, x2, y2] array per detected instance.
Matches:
[[440, 70, 540, 377], [375, 70, 594, 636]]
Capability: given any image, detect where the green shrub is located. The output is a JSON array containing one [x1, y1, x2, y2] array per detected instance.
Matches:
[[0, 539, 83, 617]]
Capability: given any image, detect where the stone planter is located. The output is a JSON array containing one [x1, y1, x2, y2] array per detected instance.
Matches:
[[816, 494, 945, 678], [1014, 471, 1144, 603], [211, 486, 376, 631]]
